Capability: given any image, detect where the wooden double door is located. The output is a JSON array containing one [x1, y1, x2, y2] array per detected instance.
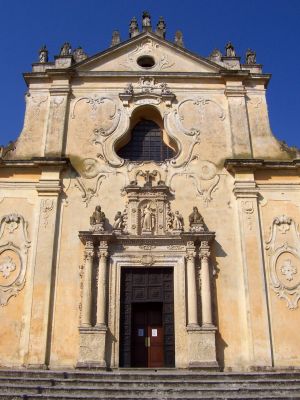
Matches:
[[120, 267, 175, 368]]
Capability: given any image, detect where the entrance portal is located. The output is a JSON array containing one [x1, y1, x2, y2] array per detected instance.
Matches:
[[119, 267, 175, 368]]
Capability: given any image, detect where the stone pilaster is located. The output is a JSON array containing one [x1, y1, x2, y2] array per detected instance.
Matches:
[[80, 241, 94, 327], [234, 176, 272, 367], [27, 168, 62, 368], [44, 86, 70, 156], [225, 82, 252, 157]]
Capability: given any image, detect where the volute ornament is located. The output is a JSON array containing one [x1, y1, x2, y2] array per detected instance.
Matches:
[[265, 215, 300, 310]]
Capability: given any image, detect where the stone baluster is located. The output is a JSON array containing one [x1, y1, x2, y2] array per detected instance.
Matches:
[[81, 241, 94, 327], [96, 241, 108, 327], [200, 241, 213, 327], [186, 241, 199, 328]]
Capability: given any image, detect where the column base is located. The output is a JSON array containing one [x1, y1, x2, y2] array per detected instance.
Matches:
[[77, 326, 107, 368], [187, 326, 219, 370]]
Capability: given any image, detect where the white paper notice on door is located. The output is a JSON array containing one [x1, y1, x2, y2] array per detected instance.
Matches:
[[138, 329, 144, 337], [152, 329, 158, 337]]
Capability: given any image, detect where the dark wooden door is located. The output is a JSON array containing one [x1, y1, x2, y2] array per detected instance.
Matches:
[[132, 303, 164, 368], [120, 268, 175, 368]]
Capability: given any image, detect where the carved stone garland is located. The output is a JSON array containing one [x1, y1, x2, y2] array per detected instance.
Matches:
[[265, 215, 300, 310], [0, 214, 31, 305]]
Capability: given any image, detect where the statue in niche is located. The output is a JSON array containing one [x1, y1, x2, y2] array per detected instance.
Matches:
[[156, 16, 166, 38], [60, 42, 71, 56], [141, 203, 155, 232], [129, 17, 139, 38], [39, 45, 48, 63], [245, 48, 256, 65], [225, 41, 235, 57], [173, 211, 184, 231], [189, 206, 205, 232], [142, 11, 151, 30], [113, 211, 124, 231], [90, 205, 106, 232]]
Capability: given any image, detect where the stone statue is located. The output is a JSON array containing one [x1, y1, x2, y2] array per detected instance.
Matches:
[[209, 49, 222, 63], [173, 211, 184, 231], [142, 11, 152, 31], [73, 47, 87, 63], [39, 45, 48, 63], [225, 41, 235, 57], [189, 206, 205, 232], [245, 48, 256, 65], [60, 42, 71, 56], [90, 205, 105, 232], [174, 31, 184, 47], [142, 204, 154, 232], [125, 83, 134, 95], [156, 16, 166, 38], [111, 31, 121, 47], [113, 211, 124, 230], [129, 17, 139, 38]]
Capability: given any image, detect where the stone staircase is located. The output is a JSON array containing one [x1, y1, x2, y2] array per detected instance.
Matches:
[[0, 369, 299, 399]]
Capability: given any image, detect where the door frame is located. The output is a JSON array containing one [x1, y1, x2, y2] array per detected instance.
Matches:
[[108, 254, 186, 368], [120, 268, 174, 368]]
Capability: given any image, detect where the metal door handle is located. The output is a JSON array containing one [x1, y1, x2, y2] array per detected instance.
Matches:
[[145, 337, 151, 347]]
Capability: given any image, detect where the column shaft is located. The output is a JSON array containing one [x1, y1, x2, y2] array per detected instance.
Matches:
[[96, 242, 108, 327], [81, 241, 94, 327], [200, 242, 213, 327], [186, 242, 198, 327]]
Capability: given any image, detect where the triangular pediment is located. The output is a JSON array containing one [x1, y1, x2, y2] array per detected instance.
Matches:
[[74, 32, 221, 74]]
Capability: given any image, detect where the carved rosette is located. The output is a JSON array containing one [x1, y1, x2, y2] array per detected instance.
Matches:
[[265, 215, 300, 310], [0, 214, 31, 305]]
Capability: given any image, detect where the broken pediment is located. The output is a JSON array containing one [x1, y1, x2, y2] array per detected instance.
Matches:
[[75, 32, 221, 74]]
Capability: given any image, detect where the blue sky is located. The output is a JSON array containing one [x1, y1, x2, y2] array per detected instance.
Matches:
[[0, 0, 299, 149]]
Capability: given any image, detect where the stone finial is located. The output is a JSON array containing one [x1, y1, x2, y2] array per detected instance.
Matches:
[[225, 41, 236, 57], [60, 42, 72, 56], [142, 11, 152, 31], [73, 47, 88, 63], [39, 45, 48, 63], [209, 49, 222, 63], [156, 16, 166, 38], [245, 48, 256, 65], [90, 205, 106, 232], [111, 30, 121, 47], [174, 31, 184, 47], [129, 16, 139, 38]]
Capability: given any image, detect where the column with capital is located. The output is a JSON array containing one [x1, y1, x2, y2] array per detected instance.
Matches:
[[200, 241, 214, 328], [186, 241, 199, 328], [80, 241, 94, 327], [96, 241, 108, 328]]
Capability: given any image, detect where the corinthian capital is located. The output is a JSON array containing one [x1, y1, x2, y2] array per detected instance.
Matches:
[[84, 241, 94, 259], [98, 241, 108, 258], [200, 241, 210, 260]]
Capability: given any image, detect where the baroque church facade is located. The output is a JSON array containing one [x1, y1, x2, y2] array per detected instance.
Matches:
[[0, 12, 300, 371]]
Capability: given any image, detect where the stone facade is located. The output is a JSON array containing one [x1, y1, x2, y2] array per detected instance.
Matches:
[[0, 13, 300, 371]]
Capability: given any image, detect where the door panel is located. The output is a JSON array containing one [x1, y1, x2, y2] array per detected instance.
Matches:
[[131, 303, 164, 367]]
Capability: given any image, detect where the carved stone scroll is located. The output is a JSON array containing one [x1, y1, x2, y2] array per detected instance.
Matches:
[[0, 214, 31, 305], [265, 215, 300, 310]]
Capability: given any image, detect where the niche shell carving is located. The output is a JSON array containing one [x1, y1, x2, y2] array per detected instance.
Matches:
[[0, 214, 30, 305], [266, 215, 300, 310]]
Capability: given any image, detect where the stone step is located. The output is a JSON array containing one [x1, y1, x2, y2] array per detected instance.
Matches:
[[1, 384, 300, 397], [1, 377, 300, 388], [0, 393, 299, 400]]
